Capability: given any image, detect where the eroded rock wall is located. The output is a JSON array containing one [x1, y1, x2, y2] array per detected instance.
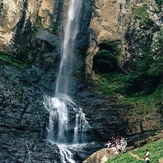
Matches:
[[86, 0, 133, 77], [0, 0, 64, 53], [86, 0, 163, 77], [0, 0, 93, 162], [0, 0, 162, 162]]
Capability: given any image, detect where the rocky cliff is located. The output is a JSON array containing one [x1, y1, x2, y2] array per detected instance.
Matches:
[[86, 0, 163, 77], [0, 0, 162, 162], [0, 0, 93, 162]]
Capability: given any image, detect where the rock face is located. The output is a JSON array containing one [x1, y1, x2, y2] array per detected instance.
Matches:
[[76, 88, 131, 142], [86, 0, 163, 76], [83, 148, 117, 163], [86, 0, 132, 77], [0, 0, 68, 54], [0, 62, 61, 162], [0, 0, 93, 162]]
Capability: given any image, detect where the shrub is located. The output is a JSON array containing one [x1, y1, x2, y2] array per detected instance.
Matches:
[[124, 28, 163, 95], [135, 5, 154, 29], [155, 0, 163, 9], [135, 5, 148, 20], [93, 40, 120, 73]]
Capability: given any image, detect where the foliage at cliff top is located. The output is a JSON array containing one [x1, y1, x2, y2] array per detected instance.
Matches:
[[155, 0, 163, 9], [135, 4, 148, 20], [0, 51, 28, 68], [107, 139, 163, 163], [135, 4, 154, 29]]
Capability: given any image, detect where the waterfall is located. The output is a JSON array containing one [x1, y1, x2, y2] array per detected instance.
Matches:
[[44, 96, 69, 143], [55, 0, 83, 94], [73, 108, 90, 144], [58, 144, 75, 163], [43, 0, 90, 162], [44, 95, 90, 162]]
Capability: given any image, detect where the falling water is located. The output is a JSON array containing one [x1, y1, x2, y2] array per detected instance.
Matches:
[[44, 95, 90, 163], [43, 0, 90, 162], [73, 108, 90, 144], [44, 96, 69, 143], [55, 0, 83, 94]]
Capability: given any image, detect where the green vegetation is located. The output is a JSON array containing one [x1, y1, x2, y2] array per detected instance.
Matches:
[[93, 40, 120, 73], [96, 72, 162, 113], [107, 139, 163, 163], [121, 84, 162, 117], [135, 5, 154, 29], [135, 4, 148, 19], [126, 28, 163, 95], [0, 51, 28, 68], [94, 29, 163, 119], [95, 28, 163, 97], [155, 0, 163, 10], [155, 0, 163, 5], [36, 15, 42, 28], [95, 72, 128, 95]]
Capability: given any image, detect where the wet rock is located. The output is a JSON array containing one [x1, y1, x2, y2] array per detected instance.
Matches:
[[36, 29, 58, 47]]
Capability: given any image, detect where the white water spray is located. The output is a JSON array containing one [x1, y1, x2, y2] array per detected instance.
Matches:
[[58, 144, 75, 163], [43, 0, 90, 162], [73, 109, 90, 144]]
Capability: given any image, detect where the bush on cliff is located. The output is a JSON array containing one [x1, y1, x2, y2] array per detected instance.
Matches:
[[135, 4, 154, 29], [94, 27, 163, 97], [93, 40, 120, 73], [0, 51, 28, 68]]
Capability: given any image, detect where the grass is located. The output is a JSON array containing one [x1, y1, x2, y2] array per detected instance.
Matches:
[[0, 51, 28, 68], [95, 72, 128, 95], [95, 71, 163, 120], [120, 83, 163, 116], [95, 71, 162, 100], [107, 139, 163, 163]]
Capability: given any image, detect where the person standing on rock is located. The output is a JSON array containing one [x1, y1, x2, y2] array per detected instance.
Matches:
[[144, 149, 150, 163], [121, 137, 127, 153], [111, 136, 116, 147]]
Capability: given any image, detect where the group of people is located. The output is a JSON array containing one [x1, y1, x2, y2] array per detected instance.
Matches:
[[105, 137, 151, 162], [105, 136, 127, 154]]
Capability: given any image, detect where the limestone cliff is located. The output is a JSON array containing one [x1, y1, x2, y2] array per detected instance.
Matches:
[[85, 0, 163, 142], [0, 0, 64, 53], [86, 0, 163, 77], [0, 0, 93, 162], [0, 0, 162, 162], [1, 0, 162, 70]]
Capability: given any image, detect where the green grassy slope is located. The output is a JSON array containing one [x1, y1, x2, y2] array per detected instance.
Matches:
[[107, 139, 163, 163]]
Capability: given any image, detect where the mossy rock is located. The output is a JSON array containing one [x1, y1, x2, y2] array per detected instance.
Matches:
[[0, 51, 28, 68]]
